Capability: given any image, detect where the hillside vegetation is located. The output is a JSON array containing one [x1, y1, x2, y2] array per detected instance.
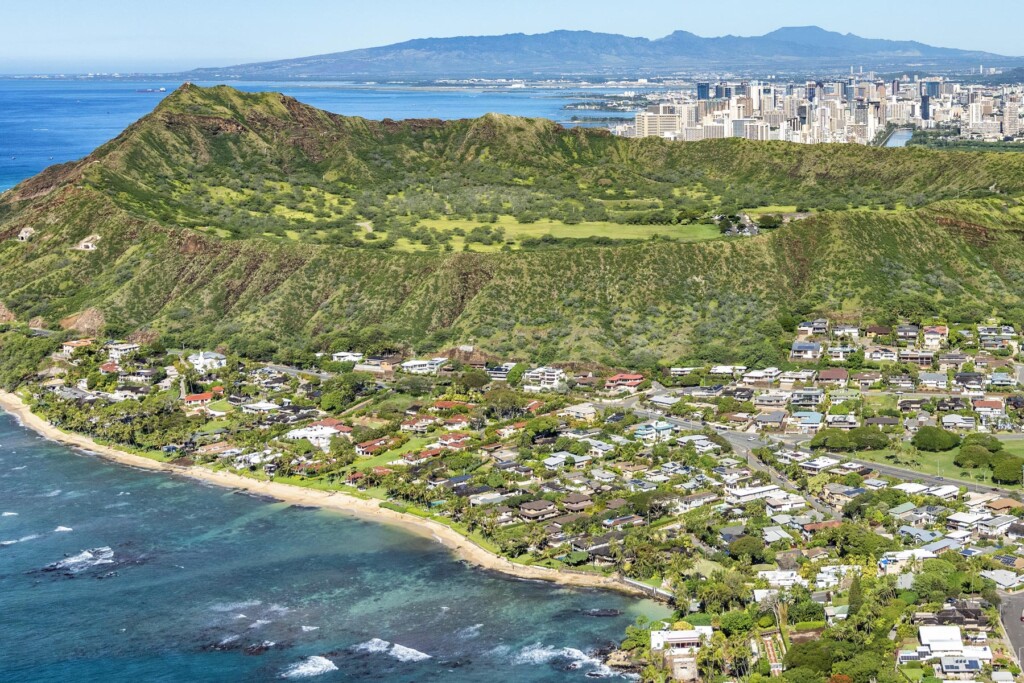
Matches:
[[3, 84, 1024, 365]]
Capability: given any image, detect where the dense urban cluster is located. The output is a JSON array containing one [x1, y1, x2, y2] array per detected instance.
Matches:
[[614, 74, 1024, 146]]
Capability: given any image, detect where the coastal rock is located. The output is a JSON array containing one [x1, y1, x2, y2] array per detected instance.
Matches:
[[605, 649, 640, 671]]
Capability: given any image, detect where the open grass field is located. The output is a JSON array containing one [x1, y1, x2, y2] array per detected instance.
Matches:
[[855, 445, 1023, 490], [415, 215, 722, 247]]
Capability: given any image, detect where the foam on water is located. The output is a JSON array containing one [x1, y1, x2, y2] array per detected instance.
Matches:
[[46, 546, 115, 572], [389, 643, 432, 662], [54, 526, 73, 532], [354, 638, 391, 654], [249, 619, 271, 629], [209, 600, 263, 612], [1, 512, 17, 516], [512, 643, 621, 676], [301, 625, 320, 632], [457, 623, 483, 639], [10, 465, 25, 471], [42, 489, 62, 497], [280, 656, 338, 678]]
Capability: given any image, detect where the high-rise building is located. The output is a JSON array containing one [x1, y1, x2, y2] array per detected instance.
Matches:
[[924, 81, 941, 98], [697, 82, 710, 101], [921, 95, 930, 121], [1004, 101, 1020, 136]]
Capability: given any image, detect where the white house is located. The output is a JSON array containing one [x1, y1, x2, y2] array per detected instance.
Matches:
[[106, 342, 140, 361], [522, 366, 567, 390], [400, 357, 448, 375], [188, 351, 227, 374], [331, 351, 364, 363], [725, 484, 781, 505]]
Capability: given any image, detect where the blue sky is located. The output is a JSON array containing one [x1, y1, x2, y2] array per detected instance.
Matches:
[[2, 0, 1020, 73]]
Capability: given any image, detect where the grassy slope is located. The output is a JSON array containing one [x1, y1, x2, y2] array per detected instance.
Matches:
[[3, 85, 1024, 364]]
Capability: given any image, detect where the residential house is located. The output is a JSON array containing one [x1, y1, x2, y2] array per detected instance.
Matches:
[[899, 349, 934, 368], [754, 411, 787, 430], [519, 500, 558, 521], [790, 341, 823, 361], [833, 324, 860, 340], [789, 411, 824, 434], [798, 319, 829, 337], [852, 371, 882, 389], [896, 325, 920, 343], [106, 342, 140, 361], [919, 372, 948, 391], [867, 347, 898, 363], [522, 366, 566, 390], [742, 367, 782, 385], [791, 388, 824, 407], [939, 352, 971, 372], [561, 403, 598, 422], [605, 373, 645, 392], [400, 357, 448, 375], [827, 346, 857, 363], [954, 373, 986, 391], [923, 325, 949, 349], [818, 368, 849, 386], [188, 351, 227, 374], [725, 484, 781, 505], [942, 415, 976, 431]]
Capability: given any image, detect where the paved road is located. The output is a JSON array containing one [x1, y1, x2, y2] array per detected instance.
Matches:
[[264, 363, 333, 380], [999, 593, 1024, 666], [844, 457, 1009, 496], [633, 409, 837, 518]]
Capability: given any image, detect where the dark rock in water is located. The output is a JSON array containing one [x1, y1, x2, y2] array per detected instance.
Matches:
[[244, 642, 271, 656], [582, 608, 622, 617], [440, 659, 470, 668]]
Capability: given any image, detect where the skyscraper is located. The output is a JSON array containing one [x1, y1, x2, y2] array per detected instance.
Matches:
[[697, 82, 710, 101], [921, 95, 930, 121]]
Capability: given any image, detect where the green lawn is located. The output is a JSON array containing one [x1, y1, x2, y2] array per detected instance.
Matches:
[[855, 447, 1018, 489], [416, 215, 722, 247], [351, 435, 434, 470]]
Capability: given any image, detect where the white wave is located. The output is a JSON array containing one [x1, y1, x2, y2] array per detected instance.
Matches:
[[355, 638, 391, 654], [210, 600, 262, 612], [457, 623, 483, 639], [10, 465, 25, 471], [54, 526, 73, 532], [1, 540, 16, 546], [1, 512, 17, 517], [219, 635, 240, 646], [48, 546, 114, 572], [17, 534, 39, 543], [266, 604, 290, 614], [249, 619, 271, 629], [513, 643, 610, 673], [42, 489, 62, 497], [280, 656, 338, 678], [389, 643, 432, 662], [301, 625, 320, 632]]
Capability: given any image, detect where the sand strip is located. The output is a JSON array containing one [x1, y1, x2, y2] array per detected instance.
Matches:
[[0, 390, 645, 596]]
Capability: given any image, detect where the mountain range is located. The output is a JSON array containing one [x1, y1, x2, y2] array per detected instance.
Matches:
[[185, 26, 1018, 80], [3, 84, 1024, 371]]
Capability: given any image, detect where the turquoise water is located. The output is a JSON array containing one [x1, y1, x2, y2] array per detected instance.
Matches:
[[0, 414, 667, 681], [0, 79, 636, 192]]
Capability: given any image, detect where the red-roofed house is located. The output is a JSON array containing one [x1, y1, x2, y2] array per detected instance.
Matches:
[[183, 392, 214, 407], [605, 373, 645, 392], [355, 437, 391, 457]]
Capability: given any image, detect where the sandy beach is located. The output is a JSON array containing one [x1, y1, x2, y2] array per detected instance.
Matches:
[[0, 390, 645, 597]]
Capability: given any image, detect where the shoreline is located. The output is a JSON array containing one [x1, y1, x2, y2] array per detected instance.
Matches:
[[0, 390, 648, 598]]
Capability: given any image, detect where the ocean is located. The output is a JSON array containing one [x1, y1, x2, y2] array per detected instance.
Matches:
[[0, 79, 638, 192], [0, 413, 668, 682]]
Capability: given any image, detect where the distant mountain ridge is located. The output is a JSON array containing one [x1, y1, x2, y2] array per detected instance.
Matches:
[[186, 26, 1018, 79]]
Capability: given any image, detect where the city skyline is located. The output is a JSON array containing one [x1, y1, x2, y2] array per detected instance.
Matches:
[[3, 0, 1024, 74]]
